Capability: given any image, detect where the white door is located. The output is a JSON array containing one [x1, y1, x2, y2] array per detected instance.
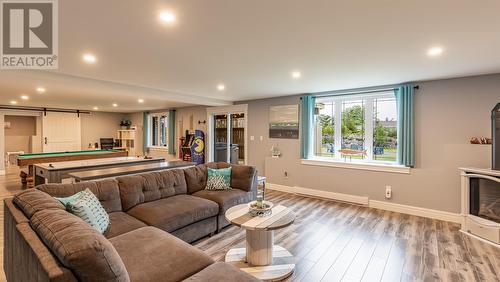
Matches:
[[42, 112, 81, 152]]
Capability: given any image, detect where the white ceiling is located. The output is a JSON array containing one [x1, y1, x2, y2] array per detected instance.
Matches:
[[1, 0, 500, 112]]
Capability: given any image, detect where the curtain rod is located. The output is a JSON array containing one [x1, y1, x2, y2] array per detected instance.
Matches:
[[0, 105, 91, 116], [307, 85, 420, 99]]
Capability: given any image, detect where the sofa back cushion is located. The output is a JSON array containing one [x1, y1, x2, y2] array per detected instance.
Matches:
[[186, 163, 256, 193], [13, 189, 65, 219], [184, 165, 208, 194], [37, 179, 122, 213], [117, 169, 187, 211], [228, 164, 257, 192], [30, 209, 129, 282]]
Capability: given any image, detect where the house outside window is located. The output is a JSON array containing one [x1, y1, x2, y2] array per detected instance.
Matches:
[[313, 91, 398, 163], [149, 112, 169, 149]]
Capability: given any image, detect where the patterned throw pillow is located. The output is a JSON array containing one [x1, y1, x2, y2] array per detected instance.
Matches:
[[205, 167, 232, 190], [55, 189, 110, 234]]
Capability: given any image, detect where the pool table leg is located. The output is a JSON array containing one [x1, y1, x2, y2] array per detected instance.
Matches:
[[19, 166, 34, 189], [19, 170, 27, 184], [28, 166, 35, 188]]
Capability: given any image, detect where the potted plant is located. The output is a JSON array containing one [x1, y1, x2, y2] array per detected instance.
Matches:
[[120, 119, 132, 129]]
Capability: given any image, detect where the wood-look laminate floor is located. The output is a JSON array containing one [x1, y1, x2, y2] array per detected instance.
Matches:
[[194, 192, 500, 281], [0, 166, 499, 281]]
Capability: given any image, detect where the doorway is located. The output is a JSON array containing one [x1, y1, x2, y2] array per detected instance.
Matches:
[[207, 105, 248, 164]]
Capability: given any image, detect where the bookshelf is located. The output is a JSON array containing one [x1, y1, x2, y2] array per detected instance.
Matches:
[[116, 129, 136, 156]]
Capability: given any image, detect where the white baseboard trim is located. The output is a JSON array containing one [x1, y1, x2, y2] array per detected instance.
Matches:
[[267, 182, 461, 223], [267, 183, 369, 205], [0, 169, 5, 176], [369, 200, 462, 223]]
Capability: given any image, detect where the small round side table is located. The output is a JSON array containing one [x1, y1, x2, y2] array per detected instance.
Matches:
[[224, 203, 295, 281]]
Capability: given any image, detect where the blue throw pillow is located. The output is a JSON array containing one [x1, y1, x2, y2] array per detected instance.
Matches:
[[206, 167, 232, 190], [55, 189, 110, 234]]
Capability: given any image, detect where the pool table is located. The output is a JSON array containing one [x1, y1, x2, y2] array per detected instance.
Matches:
[[17, 149, 128, 188]]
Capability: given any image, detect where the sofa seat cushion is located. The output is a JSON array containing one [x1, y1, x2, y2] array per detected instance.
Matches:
[[192, 189, 252, 213], [104, 212, 147, 239], [182, 262, 261, 282], [110, 227, 214, 282], [127, 195, 219, 232]]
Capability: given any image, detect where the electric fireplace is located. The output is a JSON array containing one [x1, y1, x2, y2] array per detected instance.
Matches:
[[460, 167, 500, 245], [470, 177, 500, 223]]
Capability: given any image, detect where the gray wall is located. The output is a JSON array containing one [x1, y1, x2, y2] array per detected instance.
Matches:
[[81, 112, 126, 149], [240, 74, 499, 213], [126, 106, 207, 159]]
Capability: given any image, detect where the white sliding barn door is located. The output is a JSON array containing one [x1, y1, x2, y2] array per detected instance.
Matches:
[[42, 112, 81, 152]]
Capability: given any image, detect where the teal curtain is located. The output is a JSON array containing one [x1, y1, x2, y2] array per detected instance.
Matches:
[[143, 112, 150, 155], [168, 110, 176, 155], [395, 84, 415, 167], [300, 95, 316, 159]]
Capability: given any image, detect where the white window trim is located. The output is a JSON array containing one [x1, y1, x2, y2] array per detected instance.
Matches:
[[313, 91, 400, 168], [148, 112, 169, 151], [148, 147, 169, 151], [302, 157, 410, 174]]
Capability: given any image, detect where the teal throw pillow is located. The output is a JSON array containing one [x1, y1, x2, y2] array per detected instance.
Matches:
[[55, 189, 110, 234], [206, 167, 232, 190], [55, 191, 82, 206]]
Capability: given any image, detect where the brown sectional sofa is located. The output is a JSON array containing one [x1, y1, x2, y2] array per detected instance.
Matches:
[[4, 162, 260, 282]]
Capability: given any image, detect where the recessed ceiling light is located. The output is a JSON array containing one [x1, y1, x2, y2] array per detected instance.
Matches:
[[112, 103, 118, 107], [291, 71, 301, 79], [93, 106, 99, 110], [427, 46, 444, 57], [20, 95, 29, 100], [159, 11, 176, 24], [83, 53, 97, 63], [138, 99, 144, 103], [36, 87, 45, 93], [10, 100, 17, 105], [217, 84, 225, 91]]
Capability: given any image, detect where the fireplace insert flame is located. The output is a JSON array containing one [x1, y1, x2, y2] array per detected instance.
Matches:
[[470, 177, 500, 223]]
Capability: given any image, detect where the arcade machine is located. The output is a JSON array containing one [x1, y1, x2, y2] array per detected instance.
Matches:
[[179, 130, 205, 165]]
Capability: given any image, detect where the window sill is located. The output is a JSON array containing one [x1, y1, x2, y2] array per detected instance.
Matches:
[[148, 146, 169, 152], [301, 158, 411, 174]]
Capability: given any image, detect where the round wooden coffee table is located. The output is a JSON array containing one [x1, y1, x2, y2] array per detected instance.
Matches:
[[225, 203, 295, 281]]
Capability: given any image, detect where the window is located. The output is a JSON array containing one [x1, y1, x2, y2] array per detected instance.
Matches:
[[313, 91, 398, 164], [149, 112, 169, 149]]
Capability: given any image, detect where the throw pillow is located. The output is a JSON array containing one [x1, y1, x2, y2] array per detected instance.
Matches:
[[205, 167, 232, 190], [55, 191, 82, 206], [55, 189, 110, 234]]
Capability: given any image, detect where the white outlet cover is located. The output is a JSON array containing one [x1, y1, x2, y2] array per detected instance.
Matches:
[[250, 136, 254, 141], [260, 136, 263, 141]]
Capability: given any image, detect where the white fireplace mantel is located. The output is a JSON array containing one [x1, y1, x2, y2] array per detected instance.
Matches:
[[459, 167, 500, 247], [459, 167, 500, 177]]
